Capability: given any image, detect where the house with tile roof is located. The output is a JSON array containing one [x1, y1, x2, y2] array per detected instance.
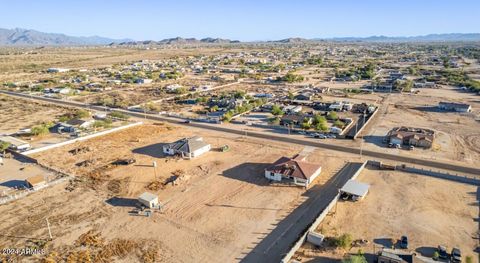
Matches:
[[264, 154, 322, 187]]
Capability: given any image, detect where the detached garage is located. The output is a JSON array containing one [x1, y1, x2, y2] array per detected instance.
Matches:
[[138, 192, 159, 209], [340, 179, 370, 201]]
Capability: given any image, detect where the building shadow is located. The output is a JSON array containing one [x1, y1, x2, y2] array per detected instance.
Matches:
[[105, 197, 139, 208], [240, 162, 361, 263], [132, 143, 169, 158], [412, 106, 441, 112], [415, 246, 437, 257], [363, 135, 387, 147], [222, 162, 272, 186], [373, 238, 394, 248], [0, 180, 26, 188], [303, 255, 342, 262]]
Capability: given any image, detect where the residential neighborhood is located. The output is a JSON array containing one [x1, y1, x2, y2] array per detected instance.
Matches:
[[0, 2, 479, 263]]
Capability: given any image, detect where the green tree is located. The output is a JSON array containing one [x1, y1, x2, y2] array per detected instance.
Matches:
[[0, 141, 11, 154], [315, 122, 329, 131], [301, 121, 311, 130], [342, 255, 367, 263], [223, 111, 234, 122], [288, 92, 294, 100], [271, 105, 284, 116], [327, 111, 338, 120], [30, 123, 53, 136], [313, 114, 327, 125], [334, 120, 345, 129], [210, 105, 219, 112]]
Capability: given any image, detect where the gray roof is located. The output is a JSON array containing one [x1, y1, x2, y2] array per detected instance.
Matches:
[[138, 192, 158, 202], [340, 179, 370, 197], [166, 136, 210, 153]]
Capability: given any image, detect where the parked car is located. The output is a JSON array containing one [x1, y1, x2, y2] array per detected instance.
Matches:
[[184, 120, 191, 124], [451, 248, 461, 263], [399, 236, 408, 249], [409, 145, 415, 150], [326, 134, 337, 139], [315, 134, 327, 139], [436, 245, 448, 260], [298, 131, 307, 135]]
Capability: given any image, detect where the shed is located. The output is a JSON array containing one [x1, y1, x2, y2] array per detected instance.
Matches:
[[340, 179, 370, 201], [138, 192, 159, 208], [306, 231, 325, 246], [25, 175, 46, 189], [0, 136, 31, 151]]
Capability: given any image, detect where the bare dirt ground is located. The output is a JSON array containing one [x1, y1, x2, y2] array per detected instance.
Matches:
[[294, 167, 479, 262], [363, 86, 480, 166], [0, 123, 347, 262], [0, 94, 71, 134]]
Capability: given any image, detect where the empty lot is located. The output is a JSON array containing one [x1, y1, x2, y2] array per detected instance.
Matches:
[[0, 123, 348, 262], [294, 167, 478, 262]]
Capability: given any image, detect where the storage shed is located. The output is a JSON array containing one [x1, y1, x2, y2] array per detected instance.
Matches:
[[340, 179, 370, 201], [138, 192, 159, 208]]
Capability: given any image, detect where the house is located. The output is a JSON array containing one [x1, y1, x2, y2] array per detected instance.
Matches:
[[47, 68, 70, 73], [53, 119, 95, 133], [328, 101, 344, 111], [135, 78, 153, 84], [264, 154, 322, 187], [165, 84, 183, 93], [0, 136, 31, 151], [280, 115, 311, 126], [138, 192, 159, 209], [67, 119, 95, 129], [25, 175, 47, 189], [283, 105, 303, 114], [386, 127, 435, 148], [294, 92, 313, 101], [163, 136, 211, 159], [438, 102, 472, 112], [340, 179, 370, 201]]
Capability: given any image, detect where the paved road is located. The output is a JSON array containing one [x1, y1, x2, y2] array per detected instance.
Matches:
[[241, 162, 364, 263], [2, 90, 479, 176]]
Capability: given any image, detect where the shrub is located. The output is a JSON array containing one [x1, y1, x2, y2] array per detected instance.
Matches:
[[75, 109, 90, 119], [108, 112, 129, 120], [335, 233, 352, 249]]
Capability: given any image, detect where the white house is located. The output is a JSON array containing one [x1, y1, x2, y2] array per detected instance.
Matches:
[[265, 154, 322, 187], [135, 78, 153, 84], [438, 102, 472, 112], [138, 192, 159, 209], [163, 136, 211, 159], [165, 84, 183, 93], [0, 136, 31, 151]]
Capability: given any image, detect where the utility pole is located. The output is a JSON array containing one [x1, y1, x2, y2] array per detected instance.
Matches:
[[152, 161, 157, 181], [46, 218, 53, 240]]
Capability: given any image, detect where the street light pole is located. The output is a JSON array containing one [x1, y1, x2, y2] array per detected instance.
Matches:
[[152, 161, 157, 181]]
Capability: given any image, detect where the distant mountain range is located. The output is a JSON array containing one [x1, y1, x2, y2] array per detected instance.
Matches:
[[0, 28, 132, 46], [0, 28, 479, 46], [116, 37, 240, 46], [320, 33, 480, 42]]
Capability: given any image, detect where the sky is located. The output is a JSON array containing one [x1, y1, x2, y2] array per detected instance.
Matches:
[[0, 0, 479, 41]]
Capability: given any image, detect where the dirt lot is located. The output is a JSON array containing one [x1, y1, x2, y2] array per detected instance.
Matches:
[[364, 86, 480, 166], [0, 123, 347, 262], [0, 94, 71, 134], [294, 167, 479, 262]]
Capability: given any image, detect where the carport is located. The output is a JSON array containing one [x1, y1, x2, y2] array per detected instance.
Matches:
[[340, 179, 370, 201]]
